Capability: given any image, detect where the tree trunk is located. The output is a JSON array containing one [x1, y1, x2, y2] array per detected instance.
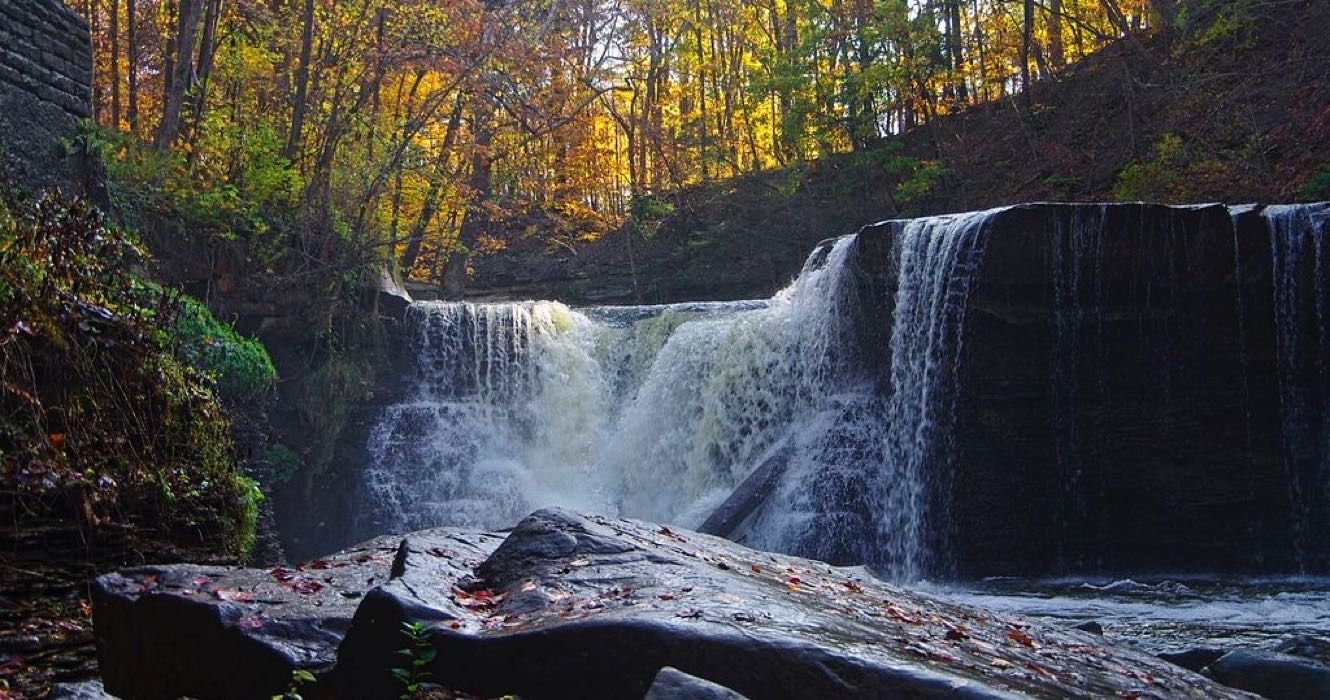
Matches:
[[185, 0, 221, 158], [1049, 0, 1064, 68], [400, 97, 463, 275], [285, 0, 316, 161], [444, 100, 494, 298], [126, 0, 138, 133], [156, 0, 204, 148], [1021, 0, 1034, 102], [109, 0, 120, 128], [947, 0, 967, 102]]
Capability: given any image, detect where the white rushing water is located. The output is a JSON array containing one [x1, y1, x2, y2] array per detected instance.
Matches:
[[362, 210, 999, 579]]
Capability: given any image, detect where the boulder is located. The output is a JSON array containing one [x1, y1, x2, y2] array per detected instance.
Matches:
[[48, 680, 115, 699], [92, 534, 406, 699], [95, 510, 1251, 699], [1201, 649, 1330, 699], [644, 667, 748, 700], [1159, 647, 1226, 673], [1270, 635, 1330, 663]]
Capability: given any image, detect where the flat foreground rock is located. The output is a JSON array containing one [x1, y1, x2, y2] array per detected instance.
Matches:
[[95, 510, 1248, 699]]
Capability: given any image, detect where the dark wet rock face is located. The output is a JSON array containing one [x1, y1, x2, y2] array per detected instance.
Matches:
[[644, 667, 749, 700], [95, 510, 1247, 699], [1201, 649, 1330, 700], [92, 534, 404, 699]]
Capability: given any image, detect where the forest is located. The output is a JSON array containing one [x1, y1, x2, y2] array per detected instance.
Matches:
[[74, 0, 1174, 289]]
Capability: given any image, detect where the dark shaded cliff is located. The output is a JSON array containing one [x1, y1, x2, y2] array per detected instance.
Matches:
[[852, 203, 1326, 577]]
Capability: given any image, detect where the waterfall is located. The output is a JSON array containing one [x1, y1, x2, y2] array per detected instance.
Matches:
[[1264, 203, 1330, 570], [362, 211, 998, 579]]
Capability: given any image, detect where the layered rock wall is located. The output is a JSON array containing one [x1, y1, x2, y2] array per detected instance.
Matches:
[[856, 203, 1319, 577], [0, 0, 93, 192]]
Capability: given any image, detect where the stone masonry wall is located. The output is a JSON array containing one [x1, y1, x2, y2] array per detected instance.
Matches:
[[0, 0, 92, 193]]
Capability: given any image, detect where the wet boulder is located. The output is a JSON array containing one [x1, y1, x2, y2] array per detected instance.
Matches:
[[335, 508, 1244, 699], [91, 534, 407, 699], [644, 667, 748, 699], [94, 510, 1252, 699], [1202, 649, 1330, 699]]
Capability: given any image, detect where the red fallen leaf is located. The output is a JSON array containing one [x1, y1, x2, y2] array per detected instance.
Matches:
[[843, 580, 864, 593], [452, 587, 503, 611], [306, 560, 331, 570], [213, 588, 254, 603], [427, 547, 456, 558], [944, 627, 968, 641], [658, 594, 676, 601], [271, 567, 297, 583], [750, 564, 762, 574], [885, 605, 923, 625], [449, 621, 461, 629], [291, 578, 324, 595], [191, 576, 212, 587], [657, 526, 686, 542], [1007, 630, 1035, 648], [788, 577, 802, 585], [47, 433, 66, 449], [1024, 662, 1058, 681]]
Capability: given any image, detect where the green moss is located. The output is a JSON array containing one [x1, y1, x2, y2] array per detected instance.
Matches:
[[0, 192, 256, 559]]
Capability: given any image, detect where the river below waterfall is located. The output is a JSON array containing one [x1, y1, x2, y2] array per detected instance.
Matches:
[[932, 577, 1330, 654]]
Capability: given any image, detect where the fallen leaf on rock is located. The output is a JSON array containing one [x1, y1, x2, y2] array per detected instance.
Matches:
[[190, 576, 211, 587], [270, 567, 296, 583], [944, 627, 968, 641], [843, 580, 864, 593], [291, 578, 324, 595], [427, 547, 456, 558], [657, 526, 686, 542], [236, 616, 265, 631], [750, 564, 762, 574], [1007, 630, 1035, 648], [452, 588, 503, 611], [213, 589, 254, 603]]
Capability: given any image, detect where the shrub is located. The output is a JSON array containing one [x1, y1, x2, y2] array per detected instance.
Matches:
[[0, 191, 258, 557]]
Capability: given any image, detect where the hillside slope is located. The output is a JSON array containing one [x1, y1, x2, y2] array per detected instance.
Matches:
[[455, 0, 1330, 305]]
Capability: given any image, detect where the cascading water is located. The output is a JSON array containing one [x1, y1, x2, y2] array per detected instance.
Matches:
[[362, 210, 998, 580], [1264, 203, 1330, 570]]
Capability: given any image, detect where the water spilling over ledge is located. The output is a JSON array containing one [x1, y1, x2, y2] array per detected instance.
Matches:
[[355, 202, 1330, 580]]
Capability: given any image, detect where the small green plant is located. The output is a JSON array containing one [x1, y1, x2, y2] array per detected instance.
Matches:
[[896, 159, 949, 212], [272, 669, 316, 700], [392, 621, 438, 699], [1298, 167, 1330, 202], [626, 195, 676, 239], [262, 444, 302, 485], [1114, 133, 1186, 201]]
